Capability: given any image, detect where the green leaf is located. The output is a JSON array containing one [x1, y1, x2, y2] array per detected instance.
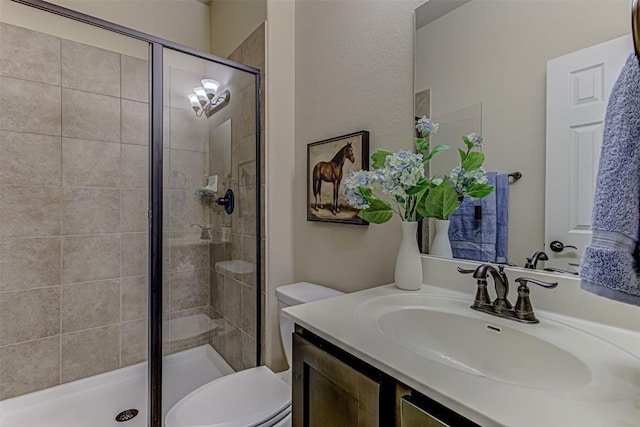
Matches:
[[462, 135, 474, 150], [458, 148, 467, 163], [423, 178, 460, 220], [424, 144, 450, 162], [358, 199, 394, 224], [414, 137, 429, 154], [406, 178, 430, 195], [371, 150, 392, 170], [465, 184, 495, 199], [462, 152, 485, 171]]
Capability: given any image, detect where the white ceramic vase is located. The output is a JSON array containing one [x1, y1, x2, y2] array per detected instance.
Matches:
[[394, 221, 423, 291], [430, 219, 453, 258]]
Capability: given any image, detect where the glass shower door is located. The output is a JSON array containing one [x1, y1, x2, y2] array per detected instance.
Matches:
[[160, 47, 260, 422]]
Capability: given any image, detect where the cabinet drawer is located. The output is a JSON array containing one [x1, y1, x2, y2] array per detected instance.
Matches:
[[401, 396, 450, 427]]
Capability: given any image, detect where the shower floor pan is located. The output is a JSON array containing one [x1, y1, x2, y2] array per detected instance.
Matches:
[[0, 344, 233, 427]]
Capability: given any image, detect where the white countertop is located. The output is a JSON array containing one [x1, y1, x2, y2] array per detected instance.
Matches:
[[283, 283, 640, 427]]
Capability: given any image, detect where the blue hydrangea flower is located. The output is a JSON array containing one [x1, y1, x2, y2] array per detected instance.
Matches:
[[448, 165, 488, 193], [416, 117, 439, 137], [466, 132, 484, 147], [343, 170, 374, 209]]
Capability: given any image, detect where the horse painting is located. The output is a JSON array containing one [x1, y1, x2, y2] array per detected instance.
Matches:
[[312, 142, 355, 215]]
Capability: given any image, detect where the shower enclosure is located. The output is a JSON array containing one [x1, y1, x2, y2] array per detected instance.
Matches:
[[0, 1, 262, 425]]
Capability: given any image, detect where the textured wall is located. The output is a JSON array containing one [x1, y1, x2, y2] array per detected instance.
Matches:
[[293, 0, 422, 293]]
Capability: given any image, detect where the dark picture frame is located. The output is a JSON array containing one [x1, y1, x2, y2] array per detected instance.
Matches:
[[307, 130, 369, 225]]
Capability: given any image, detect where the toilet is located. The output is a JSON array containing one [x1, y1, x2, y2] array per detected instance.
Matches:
[[165, 282, 344, 427]]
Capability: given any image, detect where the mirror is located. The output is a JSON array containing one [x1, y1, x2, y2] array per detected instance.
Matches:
[[415, 0, 630, 274]]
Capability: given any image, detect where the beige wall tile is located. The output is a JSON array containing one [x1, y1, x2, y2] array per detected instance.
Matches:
[[221, 324, 242, 371], [121, 319, 147, 366], [121, 276, 147, 321], [121, 144, 148, 189], [0, 287, 60, 345], [121, 99, 149, 146], [170, 269, 209, 312], [62, 89, 120, 142], [62, 138, 121, 188], [61, 279, 120, 333], [222, 276, 242, 326], [0, 185, 61, 238], [239, 84, 256, 140], [170, 244, 209, 272], [62, 235, 120, 284], [240, 186, 256, 237], [0, 77, 61, 136], [61, 325, 119, 383], [241, 24, 265, 73], [241, 235, 256, 266], [210, 272, 224, 311], [242, 284, 256, 335], [62, 188, 120, 235], [241, 331, 256, 370], [61, 40, 120, 97], [121, 233, 148, 277], [170, 107, 208, 152], [0, 132, 61, 186], [0, 23, 61, 85], [0, 237, 60, 292], [121, 55, 149, 103], [0, 337, 60, 399], [121, 189, 148, 233]]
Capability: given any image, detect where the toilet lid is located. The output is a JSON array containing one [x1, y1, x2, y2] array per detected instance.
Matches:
[[165, 366, 291, 427]]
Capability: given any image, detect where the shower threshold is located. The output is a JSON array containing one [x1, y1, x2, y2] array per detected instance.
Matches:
[[0, 345, 233, 427]]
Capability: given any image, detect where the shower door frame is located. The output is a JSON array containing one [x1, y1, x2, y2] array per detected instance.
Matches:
[[8, 1, 263, 426]]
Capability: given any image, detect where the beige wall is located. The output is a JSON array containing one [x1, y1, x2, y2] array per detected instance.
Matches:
[[264, 0, 296, 370], [293, 0, 422, 293], [210, 0, 266, 58], [415, 0, 628, 264]]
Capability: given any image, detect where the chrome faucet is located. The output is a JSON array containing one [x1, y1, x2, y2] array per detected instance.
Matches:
[[190, 223, 211, 240], [458, 264, 558, 324]]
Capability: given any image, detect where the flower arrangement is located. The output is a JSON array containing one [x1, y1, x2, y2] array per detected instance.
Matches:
[[343, 117, 494, 224]]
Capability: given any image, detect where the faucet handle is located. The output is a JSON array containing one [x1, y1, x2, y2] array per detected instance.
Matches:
[[457, 267, 476, 274], [515, 277, 558, 289], [513, 277, 558, 323]]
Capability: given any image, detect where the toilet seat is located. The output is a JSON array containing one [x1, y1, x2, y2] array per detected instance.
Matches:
[[165, 366, 291, 427]]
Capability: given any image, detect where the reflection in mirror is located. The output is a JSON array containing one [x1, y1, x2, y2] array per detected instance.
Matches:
[[415, 0, 630, 276]]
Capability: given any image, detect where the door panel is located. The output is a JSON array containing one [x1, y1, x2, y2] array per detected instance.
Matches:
[[545, 35, 633, 269]]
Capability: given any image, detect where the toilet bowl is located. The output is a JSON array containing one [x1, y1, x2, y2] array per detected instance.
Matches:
[[165, 282, 344, 427]]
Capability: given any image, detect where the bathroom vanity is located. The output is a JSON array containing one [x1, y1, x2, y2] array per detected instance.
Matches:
[[292, 327, 478, 426], [284, 259, 640, 427]]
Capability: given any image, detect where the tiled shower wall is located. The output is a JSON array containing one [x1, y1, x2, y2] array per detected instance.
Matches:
[[208, 23, 265, 371], [0, 22, 210, 399]]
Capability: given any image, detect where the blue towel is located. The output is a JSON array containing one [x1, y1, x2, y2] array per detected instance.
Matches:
[[580, 54, 640, 306], [448, 172, 509, 263]]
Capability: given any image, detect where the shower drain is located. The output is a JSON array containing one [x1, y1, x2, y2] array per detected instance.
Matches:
[[115, 409, 139, 422]]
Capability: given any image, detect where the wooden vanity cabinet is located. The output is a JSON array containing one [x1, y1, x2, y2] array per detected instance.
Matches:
[[292, 327, 480, 427]]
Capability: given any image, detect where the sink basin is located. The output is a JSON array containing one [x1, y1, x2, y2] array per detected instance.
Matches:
[[357, 294, 640, 395]]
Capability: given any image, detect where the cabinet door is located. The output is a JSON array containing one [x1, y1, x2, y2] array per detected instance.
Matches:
[[292, 333, 380, 427]]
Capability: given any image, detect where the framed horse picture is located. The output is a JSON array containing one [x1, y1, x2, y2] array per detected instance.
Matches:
[[307, 130, 369, 225]]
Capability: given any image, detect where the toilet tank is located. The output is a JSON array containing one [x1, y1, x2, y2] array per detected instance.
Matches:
[[276, 282, 344, 368]]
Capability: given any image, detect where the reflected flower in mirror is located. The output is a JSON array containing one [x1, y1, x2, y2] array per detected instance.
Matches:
[[343, 118, 494, 224]]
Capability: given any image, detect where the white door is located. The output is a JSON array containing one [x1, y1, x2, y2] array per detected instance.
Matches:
[[545, 35, 633, 270]]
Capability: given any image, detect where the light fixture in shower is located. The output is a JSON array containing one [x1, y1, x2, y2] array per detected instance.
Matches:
[[187, 79, 231, 118]]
